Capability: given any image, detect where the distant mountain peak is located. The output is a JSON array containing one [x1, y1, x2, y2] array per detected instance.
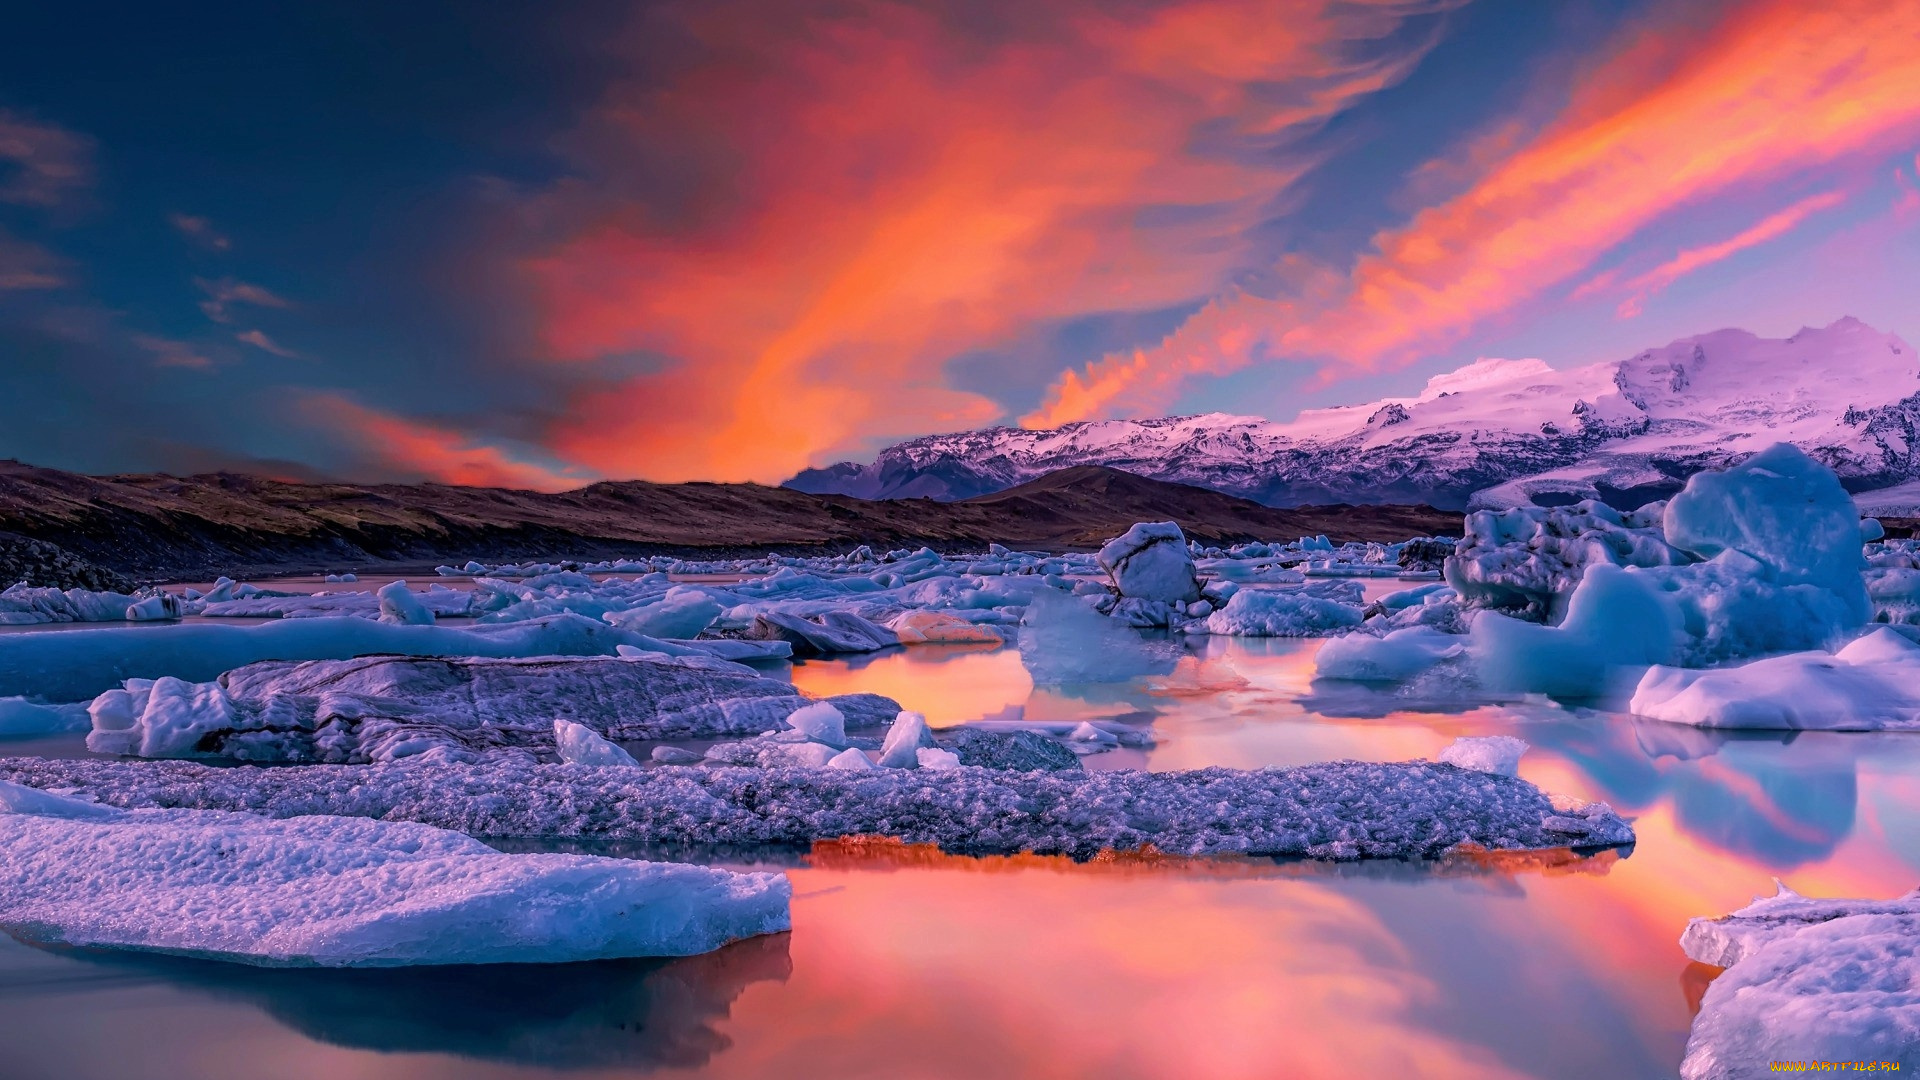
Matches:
[[786, 318, 1920, 511]]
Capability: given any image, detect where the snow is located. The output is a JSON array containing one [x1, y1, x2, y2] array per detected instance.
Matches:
[[0, 756, 1635, 861], [1096, 522, 1201, 602], [1679, 884, 1920, 1078], [0, 612, 660, 702], [553, 719, 640, 767], [84, 652, 901, 763], [376, 581, 436, 626], [0, 793, 789, 967], [1437, 736, 1528, 776], [1199, 588, 1365, 637], [1314, 627, 1464, 682], [1630, 627, 1920, 730]]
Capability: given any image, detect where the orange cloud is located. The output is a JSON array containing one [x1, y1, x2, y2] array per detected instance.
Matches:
[[1605, 189, 1849, 317], [520, 0, 1455, 481], [299, 392, 582, 491], [1030, 0, 1920, 425]]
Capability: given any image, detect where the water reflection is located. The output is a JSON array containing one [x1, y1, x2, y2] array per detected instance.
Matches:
[[3, 933, 790, 1071]]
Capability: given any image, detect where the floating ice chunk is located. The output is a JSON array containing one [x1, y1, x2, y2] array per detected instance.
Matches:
[[84, 652, 898, 763], [0, 696, 89, 737], [1472, 563, 1680, 697], [603, 587, 723, 639], [1199, 589, 1365, 637], [1067, 722, 1118, 747], [1437, 736, 1528, 776], [554, 719, 640, 767], [0, 612, 655, 702], [1630, 627, 1920, 730], [0, 803, 789, 967], [125, 594, 185, 622], [826, 748, 877, 771], [876, 711, 935, 768], [1097, 522, 1201, 602], [0, 757, 1634, 860], [1679, 884, 1920, 1079], [784, 701, 847, 748], [1664, 443, 1871, 626], [651, 746, 704, 765], [1314, 627, 1464, 682], [889, 611, 1003, 644], [916, 747, 961, 770], [1446, 500, 1682, 620], [376, 581, 436, 626], [0, 779, 119, 819], [747, 611, 897, 656]]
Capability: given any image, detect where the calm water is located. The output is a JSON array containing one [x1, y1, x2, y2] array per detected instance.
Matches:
[[7, 609, 1919, 1077]]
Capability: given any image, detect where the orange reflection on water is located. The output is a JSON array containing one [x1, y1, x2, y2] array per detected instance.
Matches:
[[788, 644, 1031, 727]]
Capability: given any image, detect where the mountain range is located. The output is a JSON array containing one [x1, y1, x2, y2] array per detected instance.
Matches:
[[788, 317, 1920, 511], [0, 461, 1456, 583]]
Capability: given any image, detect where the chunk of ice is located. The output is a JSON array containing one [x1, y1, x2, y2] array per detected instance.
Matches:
[[554, 719, 640, 767]]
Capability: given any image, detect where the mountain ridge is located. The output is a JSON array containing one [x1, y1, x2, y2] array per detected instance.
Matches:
[[788, 317, 1920, 510], [0, 460, 1458, 582]]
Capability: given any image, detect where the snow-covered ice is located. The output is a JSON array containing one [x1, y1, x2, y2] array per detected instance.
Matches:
[[84, 652, 901, 763], [1631, 627, 1920, 730], [1437, 736, 1528, 776], [0, 757, 1635, 861], [1679, 884, 1920, 1078], [0, 782, 790, 967], [1097, 521, 1201, 602]]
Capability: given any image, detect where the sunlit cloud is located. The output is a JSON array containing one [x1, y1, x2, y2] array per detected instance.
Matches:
[[131, 333, 215, 371], [1585, 189, 1851, 318], [197, 276, 291, 324], [233, 328, 297, 358], [168, 212, 231, 251], [1028, 0, 1920, 425], [0, 228, 66, 290], [0, 110, 92, 209], [297, 392, 584, 491], [515, 0, 1459, 482]]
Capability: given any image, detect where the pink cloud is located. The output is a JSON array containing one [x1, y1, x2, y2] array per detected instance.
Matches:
[[298, 392, 584, 491], [234, 329, 297, 358]]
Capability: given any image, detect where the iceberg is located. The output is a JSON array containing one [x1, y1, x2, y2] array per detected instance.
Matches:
[[0, 612, 661, 702], [0, 696, 89, 737], [554, 719, 640, 767], [85, 652, 902, 763], [602, 586, 723, 639], [1471, 562, 1680, 698], [1630, 627, 1920, 730], [1199, 588, 1365, 637], [1314, 626, 1464, 682], [746, 610, 898, 656], [0, 783, 790, 967], [376, 581, 436, 626], [0, 756, 1634, 861], [1679, 884, 1920, 1078], [1437, 735, 1528, 776], [1097, 522, 1201, 602]]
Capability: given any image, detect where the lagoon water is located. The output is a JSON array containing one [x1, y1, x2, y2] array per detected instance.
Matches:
[[5, 623, 1916, 1078]]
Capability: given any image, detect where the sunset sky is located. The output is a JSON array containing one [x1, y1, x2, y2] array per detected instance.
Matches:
[[2, 0, 1917, 489]]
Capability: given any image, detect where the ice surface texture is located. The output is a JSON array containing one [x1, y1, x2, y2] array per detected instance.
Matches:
[[1097, 522, 1202, 602], [1678, 884, 1920, 1079], [1632, 627, 1920, 729], [0, 757, 1633, 861], [86, 652, 900, 763], [0, 783, 790, 968]]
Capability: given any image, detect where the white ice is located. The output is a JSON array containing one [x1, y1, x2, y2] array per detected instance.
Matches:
[[0, 783, 790, 968], [1437, 735, 1528, 776], [1631, 627, 1920, 730], [1198, 588, 1365, 637], [554, 719, 640, 767], [1097, 521, 1201, 602]]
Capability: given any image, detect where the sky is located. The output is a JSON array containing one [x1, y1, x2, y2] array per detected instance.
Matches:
[[1, 0, 1917, 489]]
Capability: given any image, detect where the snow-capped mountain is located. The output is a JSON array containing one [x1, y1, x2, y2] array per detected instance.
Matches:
[[786, 317, 1920, 510]]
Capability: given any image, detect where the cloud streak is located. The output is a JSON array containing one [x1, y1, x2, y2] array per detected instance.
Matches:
[[0, 111, 92, 209], [513, 0, 1457, 482], [1028, 0, 1920, 425], [297, 393, 582, 491]]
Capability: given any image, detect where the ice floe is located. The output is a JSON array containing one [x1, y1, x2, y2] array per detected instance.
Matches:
[[84, 652, 901, 763], [0, 756, 1634, 860], [0, 783, 789, 967], [1098, 521, 1201, 602], [1679, 883, 1920, 1078], [1630, 627, 1920, 730]]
